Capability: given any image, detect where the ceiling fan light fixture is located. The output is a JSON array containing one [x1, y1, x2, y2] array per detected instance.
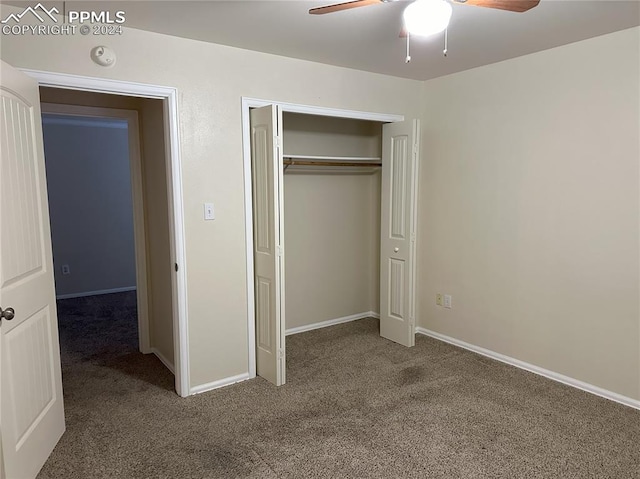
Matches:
[[403, 0, 452, 37]]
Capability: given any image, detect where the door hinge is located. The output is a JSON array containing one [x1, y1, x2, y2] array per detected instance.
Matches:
[[277, 245, 284, 257], [412, 143, 418, 157], [275, 135, 282, 149], [278, 348, 285, 359], [410, 232, 416, 243], [409, 316, 415, 326]]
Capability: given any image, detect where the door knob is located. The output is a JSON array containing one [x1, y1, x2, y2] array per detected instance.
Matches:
[[1, 307, 15, 321], [394, 247, 399, 252]]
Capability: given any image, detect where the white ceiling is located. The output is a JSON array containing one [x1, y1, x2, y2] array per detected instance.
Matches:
[[5, 1, 640, 80]]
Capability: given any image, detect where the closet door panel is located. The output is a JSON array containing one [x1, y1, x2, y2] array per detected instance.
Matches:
[[380, 120, 420, 347], [390, 135, 408, 240], [389, 258, 406, 320], [250, 105, 285, 386]]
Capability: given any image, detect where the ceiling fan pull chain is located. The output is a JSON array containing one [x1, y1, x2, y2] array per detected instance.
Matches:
[[405, 32, 411, 63], [443, 28, 448, 57]]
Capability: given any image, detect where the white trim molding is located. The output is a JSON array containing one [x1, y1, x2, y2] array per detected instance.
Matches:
[[56, 286, 136, 300], [21, 69, 190, 398], [21, 69, 174, 99], [415, 327, 640, 411], [190, 373, 251, 396], [150, 348, 175, 375], [286, 311, 379, 336], [241, 97, 404, 123]]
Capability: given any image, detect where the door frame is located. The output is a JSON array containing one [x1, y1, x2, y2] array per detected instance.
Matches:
[[241, 97, 404, 379], [40, 103, 151, 355], [23, 69, 190, 397]]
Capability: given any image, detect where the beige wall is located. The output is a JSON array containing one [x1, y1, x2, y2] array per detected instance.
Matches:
[[139, 98, 174, 367], [284, 171, 380, 329], [418, 27, 640, 400], [282, 113, 382, 158], [0, 8, 422, 389]]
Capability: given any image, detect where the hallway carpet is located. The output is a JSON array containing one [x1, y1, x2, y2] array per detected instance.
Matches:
[[39, 294, 639, 478]]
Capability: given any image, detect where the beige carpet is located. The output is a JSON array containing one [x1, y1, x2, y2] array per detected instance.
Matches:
[[38, 292, 639, 478]]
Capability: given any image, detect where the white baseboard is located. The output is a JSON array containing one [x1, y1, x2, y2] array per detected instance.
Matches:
[[286, 311, 379, 336], [415, 327, 640, 411], [56, 286, 137, 300], [150, 348, 175, 375], [190, 373, 251, 396]]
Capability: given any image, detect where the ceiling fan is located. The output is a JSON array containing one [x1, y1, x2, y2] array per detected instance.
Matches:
[[309, 0, 540, 61], [309, 0, 541, 16]]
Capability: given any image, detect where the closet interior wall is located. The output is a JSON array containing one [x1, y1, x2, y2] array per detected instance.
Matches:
[[282, 113, 383, 331]]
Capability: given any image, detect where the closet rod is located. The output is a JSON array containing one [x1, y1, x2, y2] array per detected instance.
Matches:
[[283, 160, 381, 168], [283, 154, 381, 162]]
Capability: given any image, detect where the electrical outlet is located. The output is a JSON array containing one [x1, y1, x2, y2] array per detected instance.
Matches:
[[436, 293, 443, 306], [62, 264, 71, 275], [444, 294, 452, 309]]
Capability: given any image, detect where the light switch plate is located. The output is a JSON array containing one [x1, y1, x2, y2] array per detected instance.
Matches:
[[204, 203, 215, 220], [444, 294, 452, 309]]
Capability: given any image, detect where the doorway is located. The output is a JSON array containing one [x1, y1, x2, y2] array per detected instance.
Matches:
[[23, 69, 190, 397], [41, 106, 149, 356], [40, 90, 176, 378]]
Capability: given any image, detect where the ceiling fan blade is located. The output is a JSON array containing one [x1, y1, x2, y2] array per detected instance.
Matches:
[[309, 0, 383, 15], [452, 0, 540, 13]]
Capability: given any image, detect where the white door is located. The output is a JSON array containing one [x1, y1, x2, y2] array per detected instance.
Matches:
[[0, 61, 65, 478], [250, 105, 286, 386], [380, 120, 420, 347]]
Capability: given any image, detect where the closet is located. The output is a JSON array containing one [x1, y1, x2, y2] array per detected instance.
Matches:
[[248, 104, 419, 386], [283, 113, 382, 335]]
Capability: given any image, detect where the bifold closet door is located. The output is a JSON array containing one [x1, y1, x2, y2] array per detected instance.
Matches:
[[380, 120, 420, 347], [250, 105, 286, 386]]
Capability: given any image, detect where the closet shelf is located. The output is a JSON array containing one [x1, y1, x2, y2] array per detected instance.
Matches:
[[284, 160, 381, 168], [283, 154, 381, 163]]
